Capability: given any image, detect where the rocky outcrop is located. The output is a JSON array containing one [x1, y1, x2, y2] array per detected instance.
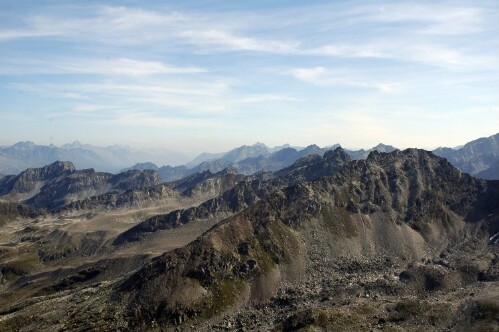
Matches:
[[0, 161, 75, 199], [275, 147, 351, 183], [168, 168, 245, 198]]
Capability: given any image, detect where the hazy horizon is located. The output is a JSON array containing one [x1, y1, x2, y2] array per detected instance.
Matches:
[[1, 1, 498, 154], [2, 133, 497, 162]]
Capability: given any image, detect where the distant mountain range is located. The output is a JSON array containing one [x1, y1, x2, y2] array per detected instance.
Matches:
[[124, 142, 397, 181], [2, 133, 498, 181], [0, 141, 188, 174], [130, 133, 497, 181], [432, 133, 499, 177]]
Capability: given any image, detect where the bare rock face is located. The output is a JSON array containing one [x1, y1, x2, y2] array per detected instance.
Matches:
[[109, 169, 161, 190], [0, 161, 162, 210], [55, 183, 179, 213], [0, 161, 75, 197], [276, 146, 351, 183]]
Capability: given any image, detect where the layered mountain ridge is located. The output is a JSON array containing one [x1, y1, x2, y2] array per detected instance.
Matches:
[[124, 133, 499, 181], [3, 133, 498, 182], [0, 161, 162, 210]]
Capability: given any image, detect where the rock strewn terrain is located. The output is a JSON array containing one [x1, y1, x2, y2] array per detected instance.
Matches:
[[0, 148, 498, 331]]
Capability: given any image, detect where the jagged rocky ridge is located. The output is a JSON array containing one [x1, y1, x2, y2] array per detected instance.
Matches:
[[110, 148, 499, 328], [0, 161, 162, 210], [55, 167, 248, 215], [113, 148, 352, 245]]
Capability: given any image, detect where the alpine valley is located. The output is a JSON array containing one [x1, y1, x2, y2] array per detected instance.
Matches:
[[0, 134, 498, 331]]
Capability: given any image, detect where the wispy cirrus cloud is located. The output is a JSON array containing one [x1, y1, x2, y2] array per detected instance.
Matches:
[[307, 42, 493, 69], [285, 66, 400, 93], [110, 111, 227, 129], [237, 94, 303, 104], [0, 58, 205, 76], [1, 3, 494, 69], [12, 79, 232, 114], [357, 3, 484, 35]]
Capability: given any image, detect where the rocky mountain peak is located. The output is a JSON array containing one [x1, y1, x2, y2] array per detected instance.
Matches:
[[46, 160, 76, 173], [19, 160, 76, 183], [323, 147, 351, 163], [372, 143, 397, 152]]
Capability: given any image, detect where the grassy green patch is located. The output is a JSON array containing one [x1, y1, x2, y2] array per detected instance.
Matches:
[[204, 278, 245, 317]]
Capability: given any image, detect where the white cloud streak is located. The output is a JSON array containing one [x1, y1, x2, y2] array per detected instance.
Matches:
[[286, 66, 400, 93], [0, 58, 205, 76]]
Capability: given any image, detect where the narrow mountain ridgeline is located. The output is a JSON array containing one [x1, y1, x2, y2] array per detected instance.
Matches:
[[232, 145, 339, 175], [275, 147, 352, 183], [122, 162, 159, 171], [0, 161, 162, 210], [167, 168, 246, 199], [121, 134, 499, 181], [54, 184, 181, 214], [3, 134, 498, 182], [107, 149, 498, 330]]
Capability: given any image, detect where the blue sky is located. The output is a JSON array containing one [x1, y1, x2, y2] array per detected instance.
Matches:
[[0, 0, 498, 155]]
